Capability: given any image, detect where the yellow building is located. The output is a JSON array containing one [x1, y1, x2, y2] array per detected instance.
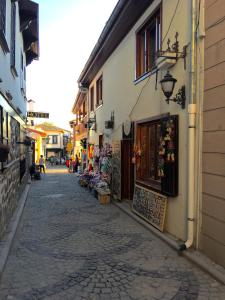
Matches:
[[70, 91, 88, 169], [35, 123, 69, 160], [26, 127, 47, 163]]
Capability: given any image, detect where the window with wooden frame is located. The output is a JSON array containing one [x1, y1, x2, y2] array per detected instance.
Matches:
[[82, 100, 87, 117], [10, 116, 20, 160], [0, 106, 15, 166], [135, 115, 178, 197], [136, 120, 161, 190], [96, 75, 103, 107], [78, 110, 82, 122], [90, 86, 94, 111], [136, 8, 161, 79], [0, 0, 9, 52], [0, 0, 6, 36], [52, 135, 58, 144], [0, 106, 3, 143]]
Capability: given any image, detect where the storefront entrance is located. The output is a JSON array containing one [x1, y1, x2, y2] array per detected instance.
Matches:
[[121, 140, 134, 200]]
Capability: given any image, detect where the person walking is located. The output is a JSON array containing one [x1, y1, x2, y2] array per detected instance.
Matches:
[[39, 155, 45, 173], [74, 154, 79, 172], [49, 156, 54, 166], [68, 158, 73, 173], [29, 163, 36, 179]]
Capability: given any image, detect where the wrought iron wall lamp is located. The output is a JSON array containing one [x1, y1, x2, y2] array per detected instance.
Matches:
[[160, 71, 186, 109]]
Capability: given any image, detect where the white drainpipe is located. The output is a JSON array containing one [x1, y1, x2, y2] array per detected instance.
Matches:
[[179, 0, 197, 251]]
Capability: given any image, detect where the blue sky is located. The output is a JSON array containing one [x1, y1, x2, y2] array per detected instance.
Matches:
[[27, 0, 118, 130]]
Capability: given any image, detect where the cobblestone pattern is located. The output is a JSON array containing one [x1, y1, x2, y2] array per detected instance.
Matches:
[[0, 160, 20, 238], [0, 166, 225, 300]]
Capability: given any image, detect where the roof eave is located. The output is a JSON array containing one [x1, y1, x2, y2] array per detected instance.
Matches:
[[78, 0, 154, 85]]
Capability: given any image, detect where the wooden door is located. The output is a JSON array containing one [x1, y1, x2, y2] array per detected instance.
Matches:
[[121, 140, 134, 200]]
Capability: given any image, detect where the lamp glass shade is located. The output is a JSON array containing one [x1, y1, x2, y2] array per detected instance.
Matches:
[[160, 71, 177, 99]]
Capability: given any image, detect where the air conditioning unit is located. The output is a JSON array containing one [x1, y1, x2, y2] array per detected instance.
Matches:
[[105, 120, 114, 129]]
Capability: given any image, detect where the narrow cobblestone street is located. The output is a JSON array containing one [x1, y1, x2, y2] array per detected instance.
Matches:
[[0, 166, 224, 300]]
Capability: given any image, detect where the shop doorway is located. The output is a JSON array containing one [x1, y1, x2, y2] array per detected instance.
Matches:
[[99, 134, 103, 149], [121, 140, 134, 200]]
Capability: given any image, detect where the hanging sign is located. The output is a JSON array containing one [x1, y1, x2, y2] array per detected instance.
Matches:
[[27, 112, 49, 118]]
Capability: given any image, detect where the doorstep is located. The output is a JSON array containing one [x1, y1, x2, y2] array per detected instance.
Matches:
[[113, 199, 225, 286]]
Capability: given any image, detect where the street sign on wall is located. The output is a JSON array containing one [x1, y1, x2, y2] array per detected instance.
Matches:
[[27, 112, 49, 118]]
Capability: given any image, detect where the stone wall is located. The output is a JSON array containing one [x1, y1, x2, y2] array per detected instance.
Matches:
[[0, 159, 20, 238]]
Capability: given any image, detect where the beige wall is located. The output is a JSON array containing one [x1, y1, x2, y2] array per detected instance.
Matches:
[[200, 0, 225, 268], [87, 0, 193, 240]]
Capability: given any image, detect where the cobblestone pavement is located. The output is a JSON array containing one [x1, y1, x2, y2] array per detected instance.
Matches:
[[0, 166, 225, 300]]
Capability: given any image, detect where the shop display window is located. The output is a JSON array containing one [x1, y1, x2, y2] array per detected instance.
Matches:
[[135, 115, 178, 197]]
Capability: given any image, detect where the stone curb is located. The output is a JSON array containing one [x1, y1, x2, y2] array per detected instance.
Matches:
[[113, 200, 225, 286], [0, 182, 31, 279]]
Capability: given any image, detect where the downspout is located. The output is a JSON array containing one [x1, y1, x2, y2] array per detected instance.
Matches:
[[179, 0, 197, 251]]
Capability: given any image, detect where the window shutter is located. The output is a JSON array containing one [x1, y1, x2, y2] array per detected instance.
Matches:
[[160, 115, 178, 197], [0, 0, 6, 34], [135, 125, 141, 179], [11, 2, 16, 68]]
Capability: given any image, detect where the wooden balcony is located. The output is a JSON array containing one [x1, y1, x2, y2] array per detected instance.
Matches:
[[74, 122, 87, 142]]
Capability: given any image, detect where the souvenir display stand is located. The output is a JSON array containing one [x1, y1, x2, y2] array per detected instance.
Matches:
[[78, 143, 112, 204]]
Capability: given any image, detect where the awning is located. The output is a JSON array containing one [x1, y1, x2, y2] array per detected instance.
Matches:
[[18, 0, 39, 65], [26, 127, 47, 137], [19, 0, 38, 30]]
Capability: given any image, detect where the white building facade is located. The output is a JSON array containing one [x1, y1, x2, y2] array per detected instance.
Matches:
[[0, 0, 39, 238]]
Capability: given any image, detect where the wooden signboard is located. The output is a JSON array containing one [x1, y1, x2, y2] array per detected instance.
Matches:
[[132, 185, 167, 232], [27, 112, 49, 118]]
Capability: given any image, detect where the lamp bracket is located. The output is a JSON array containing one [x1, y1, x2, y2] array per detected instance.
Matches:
[[157, 32, 187, 68], [169, 86, 186, 109]]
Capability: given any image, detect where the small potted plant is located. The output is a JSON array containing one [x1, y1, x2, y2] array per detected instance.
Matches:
[[0, 142, 10, 162]]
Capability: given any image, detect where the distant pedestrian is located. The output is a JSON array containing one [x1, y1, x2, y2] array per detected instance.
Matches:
[[39, 155, 45, 173], [29, 163, 36, 179], [68, 158, 73, 173], [66, 158, 70, 168], [74, 154, 79, 172], [50, 156, 54, 166]]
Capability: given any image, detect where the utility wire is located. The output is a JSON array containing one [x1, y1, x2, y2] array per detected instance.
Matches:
[[161, 0, 181, 46], [207, 0, 219, 9], [206, 15, 225, 30], [195, 0, 202, 33], [128, 74, 152, 118]]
